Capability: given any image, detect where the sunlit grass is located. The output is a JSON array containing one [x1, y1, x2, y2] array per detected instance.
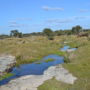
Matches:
[[0, 73, 14, 81], [0, 36, 63, 65], [38, 35, 90, 90], [0, 35, 90, 89], [45, 58, 55, 63]]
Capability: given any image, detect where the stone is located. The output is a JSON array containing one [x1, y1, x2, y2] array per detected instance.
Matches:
[[0, 65, 77, 90], [0, 55, 16, 76]]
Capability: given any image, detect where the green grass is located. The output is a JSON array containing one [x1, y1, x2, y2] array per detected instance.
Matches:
[[38, 36, 90, 90], [0, 35, 90, 90], [0, 36, 64, 65], [0, 73, 14, 81], [45, 58, 55, 63], [54, 51, 66, 56]]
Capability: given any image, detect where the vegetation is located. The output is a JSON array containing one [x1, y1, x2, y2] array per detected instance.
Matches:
[[45, 58, 54, 63], [0, 36, 64, 66], [10, 30, 23, 38], [72, 25, 82, 35], [0, 73, 14, 81], [1, 25, 90, 40], [0, 25, 90, 89], [43, 28, 54, 40], [38, 36, 90, 90]]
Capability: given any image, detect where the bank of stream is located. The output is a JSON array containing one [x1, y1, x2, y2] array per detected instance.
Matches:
[[0, 46, 77, 86]]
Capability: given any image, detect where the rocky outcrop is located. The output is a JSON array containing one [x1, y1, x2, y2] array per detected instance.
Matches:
[[0, 55, 16, 76], [0, 65, 77, 90]]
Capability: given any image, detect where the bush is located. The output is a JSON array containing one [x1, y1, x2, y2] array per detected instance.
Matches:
[[47, 36, 54, 40], [64, 56, 70, 63]]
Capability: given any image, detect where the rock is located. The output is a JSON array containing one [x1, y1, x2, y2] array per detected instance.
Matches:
[[67, 48, 77, 52], [0, 65, 77, 90], [0, 55, 16, 76]]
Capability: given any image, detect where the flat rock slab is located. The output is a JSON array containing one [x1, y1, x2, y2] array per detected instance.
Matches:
[[0, 55, 16, 75], [0, 65, 77, 90]]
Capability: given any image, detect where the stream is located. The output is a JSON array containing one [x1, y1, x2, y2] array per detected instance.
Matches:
[[0, 46, 77, 85]]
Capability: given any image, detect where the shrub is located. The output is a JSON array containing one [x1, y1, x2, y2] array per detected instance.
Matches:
[[47, 36, 54, 40]]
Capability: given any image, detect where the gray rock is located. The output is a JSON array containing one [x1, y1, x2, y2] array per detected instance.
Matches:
[[0, 55, 16, 76], [0, 65, 77, 90]]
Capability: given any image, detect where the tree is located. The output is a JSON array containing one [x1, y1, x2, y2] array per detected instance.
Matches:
[[10, 30, 19, 37], [10, 30, 23, 38], [72, 25, 82, 34], [43, 28, 53, 36], [43, 28, 54, 40], [18, 32, 23, 38]]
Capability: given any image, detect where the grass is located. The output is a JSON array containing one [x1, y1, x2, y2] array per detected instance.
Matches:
[[45, 58, 55, 63], [0, 36, 64, 65], [54, 51, 66, 56], [0, 35, 90, 89], [0, 73, 14, 81], [38, 35, 90, 90]]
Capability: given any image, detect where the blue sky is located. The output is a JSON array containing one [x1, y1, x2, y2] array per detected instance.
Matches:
[[0, 0, 90, 34]]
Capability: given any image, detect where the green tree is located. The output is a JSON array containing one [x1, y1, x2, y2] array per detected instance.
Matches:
[[72, 25, 82, 34], [10, 30, 19, 37], [43, 28, 53, 36], [10, 30, 23, 38], [18, 32, 23, 38], [43, 28, 54, 40]]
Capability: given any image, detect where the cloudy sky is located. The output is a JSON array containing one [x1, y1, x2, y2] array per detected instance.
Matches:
[[0, 0, 90, 34]]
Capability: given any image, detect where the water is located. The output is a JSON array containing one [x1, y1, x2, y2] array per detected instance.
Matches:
[[0, 55, 64, 85], [61, 46, 70, 51], [0, 45, 77, 85], [61, 46, 77, 51]]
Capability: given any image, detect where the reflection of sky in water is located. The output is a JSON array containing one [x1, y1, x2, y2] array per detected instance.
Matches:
[[0, 46, 77, 86], [0, 55, 64, 85], [61, 46, 70, 51], [61, 46, 77, 51]]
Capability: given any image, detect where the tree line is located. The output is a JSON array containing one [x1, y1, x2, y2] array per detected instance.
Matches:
[[0, 25, 90, 40]]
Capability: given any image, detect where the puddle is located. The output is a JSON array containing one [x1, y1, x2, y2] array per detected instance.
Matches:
[[0, 55, 64, 85], [0, 46, 77, 85], [61, 46, 77, 52]]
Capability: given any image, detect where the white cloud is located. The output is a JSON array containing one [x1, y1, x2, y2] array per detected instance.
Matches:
[[74, 16, 90, 20], [79, 9, 89, 12], [16, 18, 32, 21], [45, 18, 73, 23], [45, 16, 90, 24], [42, 6, 64, 11], [8, 22, 29, 28]]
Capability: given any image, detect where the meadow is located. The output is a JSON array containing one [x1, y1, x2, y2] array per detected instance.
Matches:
[[0, 35, 90, 90], [38, 36, 90, 90]]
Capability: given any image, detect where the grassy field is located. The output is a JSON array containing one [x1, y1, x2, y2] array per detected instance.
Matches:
[[38, 36, 90, 90], [0, 36, 64, 65], [0, 35, 90, 90]]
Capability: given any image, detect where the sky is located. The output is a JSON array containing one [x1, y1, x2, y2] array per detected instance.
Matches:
[[0, 0, 90, 34]]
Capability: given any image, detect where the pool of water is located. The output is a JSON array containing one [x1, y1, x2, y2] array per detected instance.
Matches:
[[0, 54, 64, 85], [61, 46, 70, 51], [61, 46, 77, 51], [0, 45, 77, 86]]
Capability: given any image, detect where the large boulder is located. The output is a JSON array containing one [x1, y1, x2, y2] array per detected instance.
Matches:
[[0, 65, 77, 90], [0, 55, 16, 76]]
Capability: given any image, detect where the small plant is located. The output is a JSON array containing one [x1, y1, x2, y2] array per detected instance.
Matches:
[[35, 62, 41, 64], [47, 36, 54, 40], [64, 56, 70, 63], [54, 51, 66, 56], [0, 73, 14, 81], [45, 58, 54, 63], [64, 53, 70, 63], [16, 55, 23, 61]]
